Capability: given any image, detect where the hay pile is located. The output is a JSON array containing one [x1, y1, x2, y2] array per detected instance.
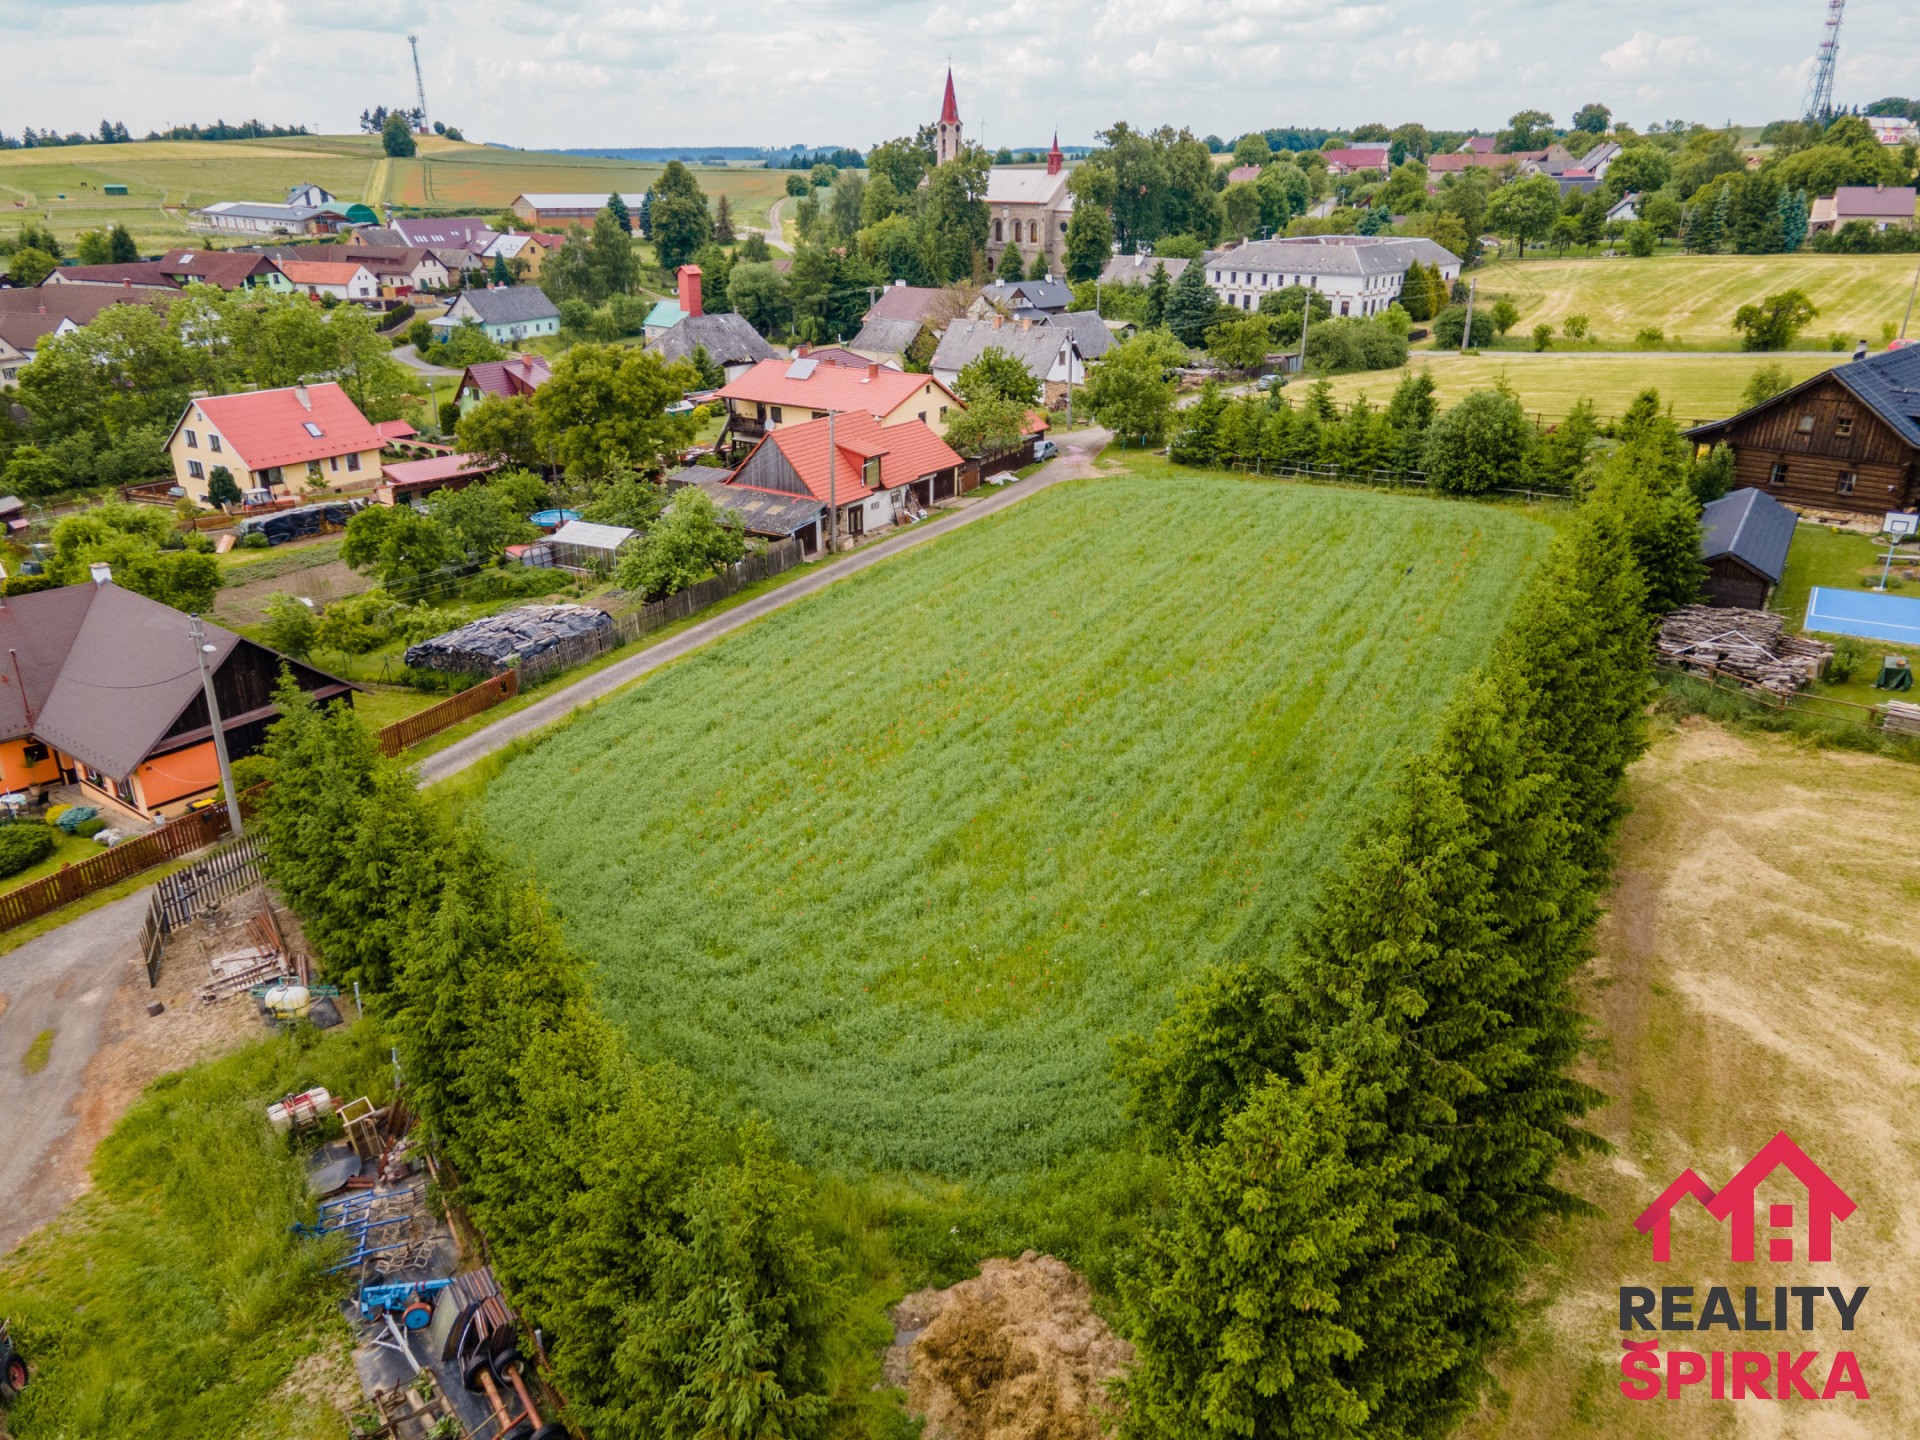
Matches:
[[891, 1252, 1132, 1440]]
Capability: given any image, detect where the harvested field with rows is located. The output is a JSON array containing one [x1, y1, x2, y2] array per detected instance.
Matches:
[[483, 474, 1551, 1178]]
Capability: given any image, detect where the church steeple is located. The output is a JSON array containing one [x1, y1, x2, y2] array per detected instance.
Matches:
[[935, 67, 962, 166], [1046, 130, 1063, 176]]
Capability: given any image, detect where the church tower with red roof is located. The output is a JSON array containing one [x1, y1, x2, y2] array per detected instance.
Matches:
[[935, 68, 962, 167]]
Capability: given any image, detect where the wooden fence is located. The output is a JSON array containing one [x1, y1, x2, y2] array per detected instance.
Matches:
[[516, 540, 805, 686], [0, 799, 248, 935], [1657, 662, 1890, 732], [376, 670, 520, 756], [141, 835, 266, 986]]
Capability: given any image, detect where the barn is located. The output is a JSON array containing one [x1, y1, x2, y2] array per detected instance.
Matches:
[[1699, 487, 1797, 609], [1685, 347, 1920, 518]]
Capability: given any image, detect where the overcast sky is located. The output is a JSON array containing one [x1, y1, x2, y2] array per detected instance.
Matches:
[[4, 0, 1917, 151]]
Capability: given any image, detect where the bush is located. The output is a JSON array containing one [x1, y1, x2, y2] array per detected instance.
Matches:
[[0, 821, 56, 878], [1635, 326, 1666, 348], [74, 818, 106, 839], [1431, 305, 1468, 348], [1827, 637, 1865, 684], [1421, 387, 1536, 494], [239, 531, 270, 549]]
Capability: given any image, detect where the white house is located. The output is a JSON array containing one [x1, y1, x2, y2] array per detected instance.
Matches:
[[278, 260, 381, 302], [1202, 235, 1461, 318]]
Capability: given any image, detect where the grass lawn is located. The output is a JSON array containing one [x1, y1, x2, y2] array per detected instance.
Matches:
[[0, 1022, 393, 1440], [0, 133, 787, 252], [1314, 351, 1845, 426], [1463, 720, 1920, 1436], [1770, 520, 1920, 709], [0, 830, 105, 898], [1470, 252, 1920, 350], [479, 471, 1552, 1181]]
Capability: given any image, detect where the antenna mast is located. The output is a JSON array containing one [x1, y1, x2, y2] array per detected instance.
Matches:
[[1802, 0, 1844, 122], [408, 34, 430, 134]]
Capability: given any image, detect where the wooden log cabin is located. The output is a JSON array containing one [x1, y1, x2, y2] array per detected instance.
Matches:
[[1686, 347, 1920, 518]]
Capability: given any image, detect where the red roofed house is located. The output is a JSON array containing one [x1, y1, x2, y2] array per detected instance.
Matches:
[[722, 409, 963, 548], [278, 259, 380, 301], [715, 357, 962, 456], [1226, 165, 1262, 185], [375, 453, 498, 506], [1320, 145, 1392, 176], [166, 382, 384, 508], [0, 572, 351, 821], [44, 249, 291, 294], [455, 353, 554, 415]]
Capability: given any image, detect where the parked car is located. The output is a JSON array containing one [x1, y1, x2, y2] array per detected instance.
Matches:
[[1032, 439, 1059, 461]]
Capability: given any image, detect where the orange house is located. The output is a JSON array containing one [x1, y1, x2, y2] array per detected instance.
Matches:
[[0, 573, 352, 821]]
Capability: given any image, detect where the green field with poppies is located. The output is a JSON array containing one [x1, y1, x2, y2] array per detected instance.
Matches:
[[482, 473, 1552, 1179]]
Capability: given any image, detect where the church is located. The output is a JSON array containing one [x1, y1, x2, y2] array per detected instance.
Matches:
[[934, 69, 1074, 276]]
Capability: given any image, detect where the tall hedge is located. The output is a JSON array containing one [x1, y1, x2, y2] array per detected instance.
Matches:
[[1119, 494, 1654, 1436], [256, 680, 839, 1440]]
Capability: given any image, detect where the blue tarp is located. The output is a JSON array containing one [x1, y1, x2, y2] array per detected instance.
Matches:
[[1804, 586, 1920, 644]]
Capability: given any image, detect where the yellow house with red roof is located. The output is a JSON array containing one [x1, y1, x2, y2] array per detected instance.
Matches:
[[714, 357, 962, 454], [165, 382, 384, 508]]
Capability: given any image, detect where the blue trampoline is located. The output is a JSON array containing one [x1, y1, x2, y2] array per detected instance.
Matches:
[[1803, 586, 1920, 644]]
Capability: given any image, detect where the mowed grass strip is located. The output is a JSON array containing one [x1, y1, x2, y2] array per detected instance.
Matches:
[[1474, 252, 1918, 348], [483, 475, 1549, 1177], [1316, 351, 1845, 425]]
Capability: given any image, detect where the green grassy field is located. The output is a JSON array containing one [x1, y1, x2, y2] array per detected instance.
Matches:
[[1316, 350, 1845, 425], [480, 472, 1551, 1181], [0, 1023, 392, 1440], [0, 134, 786, 253], [1471, 252, 1919, 349]]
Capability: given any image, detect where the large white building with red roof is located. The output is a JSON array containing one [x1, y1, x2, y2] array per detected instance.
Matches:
[[166, 382, 384, 508]]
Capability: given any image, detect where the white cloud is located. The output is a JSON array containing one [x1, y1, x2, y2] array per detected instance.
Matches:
[[1, 0, 1916, 148]]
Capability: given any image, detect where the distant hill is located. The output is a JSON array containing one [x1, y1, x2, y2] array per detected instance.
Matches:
[[559, 146, 811, 164]]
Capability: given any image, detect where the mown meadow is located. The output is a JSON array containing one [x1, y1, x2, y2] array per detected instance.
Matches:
[[482, 474, 1552, 1181]]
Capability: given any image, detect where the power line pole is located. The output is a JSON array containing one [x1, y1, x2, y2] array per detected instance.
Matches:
[[1802, 0, 1845, 121], [188, 614, 243, 838], [408, 34, 430, 134], [1901, 250, 1920, 342]]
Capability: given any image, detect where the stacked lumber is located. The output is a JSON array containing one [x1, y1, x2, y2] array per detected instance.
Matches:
[[1881, 701, 1920, 735], [1656, 606, 1831, 695]]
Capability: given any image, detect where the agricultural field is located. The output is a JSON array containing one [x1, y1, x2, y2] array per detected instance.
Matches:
[[1470, 252, 1919, 350], [1315, 350, 1844, 426], [481, 473, 1552, 1181], [1465, 721, 1920, 1436], [0, 134, 784, 253]]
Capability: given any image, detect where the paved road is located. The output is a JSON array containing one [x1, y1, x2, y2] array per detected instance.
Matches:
[[761, 197, 794, 253], [0, 891, 149, 1254], [415, 429, 1112, 785], [393, 344, 460, 377]]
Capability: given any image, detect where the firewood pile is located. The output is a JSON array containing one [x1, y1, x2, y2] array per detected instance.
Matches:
[[1881, 701, 1920, 735], [1656, 606, 1831, 694]]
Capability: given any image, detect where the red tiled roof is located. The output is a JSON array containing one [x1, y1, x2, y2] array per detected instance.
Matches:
[[1463, 135, 1498, 154], [374, 420, 417, 441], [717, 357, 958, 417], [280, 260, 371, 285], [382, 453, 492, 485], [156, 250, 284, 289], [45, 262, 178, 287], [1321, 148, 1391, 170], [746, 410, 962, 505], [1226, 165, 1262, 185], [177, 383, 381, 472]]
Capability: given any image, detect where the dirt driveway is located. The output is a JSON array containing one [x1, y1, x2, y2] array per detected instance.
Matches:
[[0, 890, 257, 1255]]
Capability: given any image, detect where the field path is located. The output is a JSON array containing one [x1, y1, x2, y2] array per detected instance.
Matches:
[[414, 428, 1111, 784]]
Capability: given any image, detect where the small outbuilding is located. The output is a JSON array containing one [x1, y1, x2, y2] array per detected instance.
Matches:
[[404, 603, 613, 674], [1699, 487, 1797, 609], [546, 518, 636, 573]]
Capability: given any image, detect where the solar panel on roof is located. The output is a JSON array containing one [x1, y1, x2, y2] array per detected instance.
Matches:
[[786, 358, 818, 380]]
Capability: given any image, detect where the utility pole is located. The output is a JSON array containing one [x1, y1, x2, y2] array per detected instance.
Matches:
[[407, 35, 430, 134], [1297, 290, 1314, 374], [1460, 275, 1477, 352], [188, 614, 243, 838], [1901, 249, 1920, 341]]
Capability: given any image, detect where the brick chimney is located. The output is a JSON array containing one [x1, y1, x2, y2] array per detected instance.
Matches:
[[796, 343, 811, 358], [678, 264, 704, 319], [991, 314, 1004, 330], [866, 363, 879, 381]]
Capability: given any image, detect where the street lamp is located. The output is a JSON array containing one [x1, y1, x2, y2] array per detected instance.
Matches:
[[188, 614, 243, 837]]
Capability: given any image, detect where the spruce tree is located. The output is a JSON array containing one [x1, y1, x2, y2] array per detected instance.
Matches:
[[713, 192, 735, 244], [1165, 260, 1217, 346], [995, 242, 1026, 281]]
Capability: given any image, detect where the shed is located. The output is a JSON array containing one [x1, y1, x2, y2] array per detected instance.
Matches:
[[1699, 487, 1797, 609], [547, 518, 636, 572], [103, 183, 129, 196]]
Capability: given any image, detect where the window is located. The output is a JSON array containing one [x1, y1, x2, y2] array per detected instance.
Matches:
[[307, 461, 323, 480], [329, 455, 339, 472], [347, 453, 361, 472], [303, 421, 324, 439], [993, 219, 1004, 242], [1797, 414, 1815, 434], [187, 460, 204, 479], [1769, 463, 1787, 484], [208, 434, 221, 453], [939, 406, 949, 419], [1836, 416, 1854, 436], [811, 411, 827, 421], [185, 429, 198, 449], [863, 456, 881, 486], [771, 406, 784, 423], [1838, 471, 1857, 494], [918, 410, 927, 423], [22, 742, 47, 765]]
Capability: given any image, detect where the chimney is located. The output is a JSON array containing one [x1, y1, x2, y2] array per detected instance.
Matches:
[[294, 385, 311, 410], [1019, 317, 1033, 331], [991, 314, 1004, 330], [1853, 339, 1869, 362], [677, 264, 704, 319], [866, 362, 879, 381], [521, 353, 533, 373], [89, 562, 112, 586], [796, 342, 810, 358]]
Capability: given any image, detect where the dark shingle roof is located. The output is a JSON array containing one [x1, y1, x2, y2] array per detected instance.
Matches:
[[1042, 309, 1113, 360], [1700, 487, 1796, 584], [698, 479, 825, 537], [1833, 345, 1920, 449], [646, 312, 779, 368], [979, 278, 1072, 313], [452, 286, 560, 324]]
